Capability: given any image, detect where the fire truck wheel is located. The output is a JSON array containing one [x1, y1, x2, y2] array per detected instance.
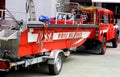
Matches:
[[112, 36, 118, 48], [48, 53, 63, 75], [98, 37, 106, 55]]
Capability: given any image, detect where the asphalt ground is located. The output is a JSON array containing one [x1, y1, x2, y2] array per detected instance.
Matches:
[[6, 43, 120, 77]]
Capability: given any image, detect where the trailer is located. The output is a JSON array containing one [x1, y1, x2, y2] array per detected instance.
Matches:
[[0, 1, 119, 76], [0, 0, 71, 75]]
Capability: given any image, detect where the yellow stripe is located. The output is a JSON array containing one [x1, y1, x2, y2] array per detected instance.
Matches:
[[77, 6, 96, 11]]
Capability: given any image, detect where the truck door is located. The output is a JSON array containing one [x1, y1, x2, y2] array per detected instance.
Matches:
[[109, 14, 115, 39], [106, 14, 115, 41], [101, 13, 112, 41]]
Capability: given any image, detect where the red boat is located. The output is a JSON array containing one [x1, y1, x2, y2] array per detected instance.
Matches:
[[19, 12, 92, 57]]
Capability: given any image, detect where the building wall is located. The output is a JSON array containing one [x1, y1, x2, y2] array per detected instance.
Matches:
[[34, 0, 57, 18], [6, 0, 26, 21], [34, 0, 70, 18], [5, 0, 70, 21], [5, 0, 63, 21]]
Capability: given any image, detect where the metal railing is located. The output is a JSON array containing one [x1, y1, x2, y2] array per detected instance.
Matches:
[[55, 12, 75, 25]]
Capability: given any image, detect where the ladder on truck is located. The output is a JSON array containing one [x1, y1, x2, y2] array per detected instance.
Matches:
[[27, 0, 36, 21]]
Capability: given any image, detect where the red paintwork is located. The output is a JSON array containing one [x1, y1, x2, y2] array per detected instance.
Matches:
[[18, 28, 91, 57]]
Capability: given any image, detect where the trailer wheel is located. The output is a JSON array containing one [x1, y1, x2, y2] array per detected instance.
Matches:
[[97, 37, 106, 55], [48, 53, 63, 75], [112, 36, 118, 48]]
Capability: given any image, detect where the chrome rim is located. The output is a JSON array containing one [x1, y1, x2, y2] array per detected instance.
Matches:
[[56, 55, 62, 71]]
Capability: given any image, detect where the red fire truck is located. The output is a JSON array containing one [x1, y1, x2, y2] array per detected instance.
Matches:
[[49, 2, 119, 55], [74, 4, 119, 55], [0, 1, 119, 76]]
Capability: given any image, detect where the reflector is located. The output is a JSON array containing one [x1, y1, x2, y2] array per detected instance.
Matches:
[[0, 61, 9, 70]]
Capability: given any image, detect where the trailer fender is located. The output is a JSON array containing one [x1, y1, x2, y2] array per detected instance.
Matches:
[[48, 50, 64, 64]]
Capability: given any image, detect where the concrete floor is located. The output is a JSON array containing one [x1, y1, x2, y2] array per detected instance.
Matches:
[[6, 43, 120, 77]]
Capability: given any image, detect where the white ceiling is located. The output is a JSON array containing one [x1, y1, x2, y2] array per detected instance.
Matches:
[[92, 0, 120, 3]]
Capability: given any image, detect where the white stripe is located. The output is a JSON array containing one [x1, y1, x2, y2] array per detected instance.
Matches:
[[100, 28, 108, 34], [74, 32, 91, 44], [28, 32, 38, 42]]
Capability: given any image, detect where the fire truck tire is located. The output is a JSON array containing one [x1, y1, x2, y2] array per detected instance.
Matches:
[[48, 53, 63, 75], [112, 36, 118, 48], [97, 37, 106, 55]]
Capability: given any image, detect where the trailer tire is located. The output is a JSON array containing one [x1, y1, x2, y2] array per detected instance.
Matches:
[[112, 36, 118, 48], [48, 53, 63, 75], [97, 37, 106, 55]]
